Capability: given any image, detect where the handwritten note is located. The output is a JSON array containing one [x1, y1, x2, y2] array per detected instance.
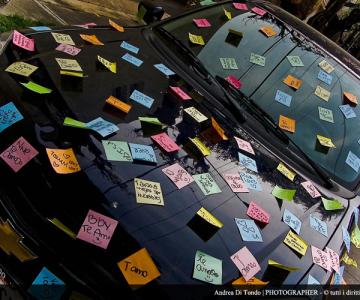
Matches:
[[86, 117, 119, 137], [279, 115, 296, 133], [315, 86, 331, 101], [233, 3, 248, 10], [12, 30, 34, 51], [52, 33, 75, 45], [5, 62, 38, 77], [318, 70, 332, 85], [319, 60, 334, 74], [231, 247, 261, 281], [250, 53, 266, 66], [317, 135, 336, 148], [189, 137, 211, 156], [301, 181, 321, 198], [342, 252, 357, 268], [122, 53, 143, 67], [0, 102, 23, 133], [193, 250, 222, 285], [20, 81, 52, 94], [240, 172, 262, 191], [197, 207, 223, 228], [342, 226, 351, 253], [283, 209, 301, 234], [260, 26, 277, 37], [344, 92, 357, 105], [106, 95, 131, 113], [118, 248, 160, 285], [317, 106, 334, 123], [311, 245, 332, 272], [287, 56, 304, 67], [134, 178, 164, 206], [283, 75, 302, 90], [130, 90, 154, 109], [272, 185, 296, 201], [238, 152, 257, 172], [277, 162, 296, 181], [220, 57, 238, 70], [247, 201, 270, 224], [151, 132, 179, 152], [235, 218, 263, 242], [322, 197, 344, 211], [284, 230, 308, 256], [193, 18, 211, 28], [275, 90, 292, 107], [55, 58, 82, 72], [223, 173, 249, 193], [102, 140, 133, 162], [235, 137, 255, 155], [29, 267, 65, 300], [225, 75, 242, 89], [109, 19, 124, 32], [346, 151, 360, 172], [154, 63, 175, 76], [339, 104, 356, 119], [98, 55, 116, 73], [184, 106, 208, 123], [162, 163, 194, 189], [224, 8, 232, 20], [211, 117, 228, 140], [46, 148, 80, 174], [138, 117, 166, 128], [169, 86, 191, 100], [55, 43, 81, 56], [129, 143, 157, 164], [0, 137, 38, 172], [193, 173, 221, 195], [252, 7, 266, 16], [80, 34, 104, 45], [324, 247, 340, 273], [188, 33, 205, 45], [120, 41, 139, 54]]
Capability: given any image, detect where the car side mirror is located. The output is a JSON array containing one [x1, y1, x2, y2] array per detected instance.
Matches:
[[138, 1, 165, 24]]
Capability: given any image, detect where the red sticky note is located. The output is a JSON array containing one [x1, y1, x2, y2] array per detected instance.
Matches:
[[151, 132, 180, 153], [223, 174, 249, 193], [0, 137, 38, 172], [12, 30, 35, 51], [77, 209, 118, 249], [225, 75, 242, 89], [233, 3, 248, 10], [231, 247, 261, 281], [252, 7, 267, 16], [247, 201, 270, 224], [169, 86, 191, 100], [193, 18, 211, 28]]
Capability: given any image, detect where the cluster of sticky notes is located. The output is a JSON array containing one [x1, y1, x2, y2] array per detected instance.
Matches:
[[134, 178, 164, 206], [162, 163, 194, 189], [46, 148, 81, 174]]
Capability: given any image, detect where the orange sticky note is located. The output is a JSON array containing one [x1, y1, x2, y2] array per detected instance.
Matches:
[[279, 115, 295, 133], [260, 26, 277, 37], [344, 92, 357, 105], [283, 75, 302, 90], [80, 34, 104, 45], [109, 19, 124, 32], [232, 276, 269, 286], [106, 95, 131, 113], [117, 248, 160, 286], [46, 148, 81, 174], [211, 117, 228, 140]]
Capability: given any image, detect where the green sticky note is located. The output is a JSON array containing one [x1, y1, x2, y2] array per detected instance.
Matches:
[[220, 57, 238, 70], [200, 0, 215, 5], [272, 185, 296, 201], [193, 173, 221, 196], [138, 117, 166, 128], [102, 140, 133, 162], [250, 53, 266, 66], [318, 107, 334, 123], [321, 197, 344, 211], [63, 117, 87, 129], [287, 56, 304, 67], [20, 81, 52, 94], [193, 250, 222, 285]]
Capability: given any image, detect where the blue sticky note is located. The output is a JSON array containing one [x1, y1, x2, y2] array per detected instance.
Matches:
[[29, 26, 51, 31], [0, 102, 24, 133], [339, 104, 356, 119], [129, 143, 157, 163], [346, 151, 360, 172], [239, 172, 262, 191], [154, 64, 175, 76], [334, 265, 344, 285], [130, 90, 154, 109], [354, 207, 359, 225], [283, 209, 301, 234], [238, 152, 258, 173], [86, 117, 119, 137], [318, 70, 333, 85], [120, 41, 139, 54], [307, 274, 320, 285], [122, 53, 143, 67], [309, 214, 328, 237], [342, 226, 351, 253], [235, 218, 263, 242], [275, 90, 292, 107]]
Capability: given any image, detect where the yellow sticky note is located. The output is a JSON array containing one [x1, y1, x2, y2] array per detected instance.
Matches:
[[277, 162, 296, 181], [117, 248, 160, 285], [317, 135, 336, 148], [189, 137, 211, 156], [319, 60, 334, 74], [268, 259, 300, 272], [80, 34, 104, 45], [342, 252, 357, 268], [55, 58, 82, 72], [109, 19, 124, 32], [5, 62, 38, 77], [188, 33, 205, 46], [344, 92, 357, 105], [46, 148, 81, 174], [283, 230, 308, 256], [60, 70, 84, 77], [211, 117, 228, 140], [106, 95, 131, 113], [283, 75, 302, 90], [196, 207, 223, 228], [279, 115, 296, 133], [97, 55, 116, 73], [48, 218, 76, 239], [232, 276, 269, 286], [351, 226, 360, 248], [260, 26, 277, 37], [134, 178, 164, 206], [184, 106, 208, 123], [315, 86, 331, 101], [51, 32, 75, 45], [224, 8, 232, 20]]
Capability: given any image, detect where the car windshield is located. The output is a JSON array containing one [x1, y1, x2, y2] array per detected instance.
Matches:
[[159, 1, 360, 188]]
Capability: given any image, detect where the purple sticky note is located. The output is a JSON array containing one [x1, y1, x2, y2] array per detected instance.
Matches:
[[56, 43, 81, 56]]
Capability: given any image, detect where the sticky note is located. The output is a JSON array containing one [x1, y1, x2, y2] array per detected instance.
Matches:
[[354, 207, 359, 225], [109, 19, 124, 32], [102, 140, 133, 162], [29, 26, 51, 31], [193, 173, 221, 195], [46, 148, 80, 174], [193, 18, 211, 28], [283, 75, 302, 90], [0, 137, 38, 172], [301, 181, 321, 198], [250, 53, 266, 66], [169, 86, 191, 100], [63, 117, 87, 129], [240, 172, 262, 191], [193, 250, 222, 285], [154, 63, 175, 76], [277, 162, 296, 181], [20, 81, 52, 94], [86, 117, 119, 137], [268, 259, 300, 272], [351, 226, 360, 248], [98, 55, 116, 73], [220, 57, 238, 70], [189, 137, 211, 156], [162, 163, 194, 189], [134, 178, 164, 206], [225, 75, 241, 89], [318, 106, 334, 123], [233, 3, 248, 10], [56, 58, 82, 72], [231, 247, 261, 281], [318, 70, 332, 85], [279, 115, 296, 133], [0, 102, 23, 134], [339, 104, 356, 119], [120, 41, 139, 54], [252, 7, 266, 16], [235, 218, 263, 242], [346, 151, 360, 172], [188, 33, 205, 45], [342, 226, 351, 253], [55, 43, 81, 56], [12, 30, 34, 51], [184, 107, 208, 123], [122, 53, 143, 67], [315, 86, 331, 101], [311, 245, 332, 272], [247, 201, 270, 224], [200, 0, 215, 5], [275, 90, 292, 107], [118, 248, 160, 285], [223, 173, 249, 193], [106, 95, 131, 113], [283, 209, 301, 234], [342, 252, 357, 268], [344, 92, 357, 105], [224, 8, 232, 20], [322, 197, 344, 211], [48, 218, 76, 239], [308, 274, 320, 285], [52, 33, 75, 45], [129, 143, 157, 164], [211, 117, 228, 140], [287, 55, 304, 67], [29, 267, 65, 300], [235, 137, 254, 155], [60, 70, 84, 77], [284, 230, 308, 256], [238, 153, 257, 172], [151, 132, 179, 152], [333, 265, 345, 284], [80, 34, 104, 45], [260, 26, 277, 37], [5, 62, 38, 77], [272, 185, 296, 201], [319, 60, 334, 74], [232, 277, 268, 286], [130, 90, 154, 109], [197, 207, 223, 228], [138, 117, 166, 128], [317, 135, 336, 148]]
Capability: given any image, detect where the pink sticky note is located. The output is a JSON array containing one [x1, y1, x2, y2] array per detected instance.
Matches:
[[56, 43, 81, 56], [0, 137, 38, 172], [77, 210, 118, 249], [169, 86, 191, 100], [162, 163, 194, 189], [193, 18, 211, 28], [252, 7, 267, 16], [234, 137, 255, 155], [151, 132, 180, 153], [225, 75, 242, 89], [223, 174, 249, 193], [233, 3, 248, 10], [325, 247, 340, 274], [231, 246, 261, 281], [247, 201, 270, 224], [301, 181, 321, 198], [12, 30, 35, 51], [311, 245, 332, 272]]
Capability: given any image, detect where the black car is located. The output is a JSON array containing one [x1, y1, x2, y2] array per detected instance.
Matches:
[[0, 0, 359, 299]]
